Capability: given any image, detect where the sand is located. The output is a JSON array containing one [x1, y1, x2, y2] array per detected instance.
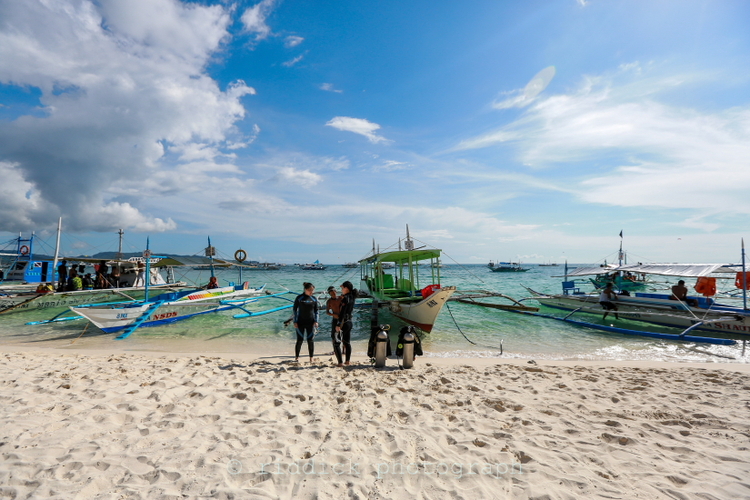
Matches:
[[0, 349, 749, 500]]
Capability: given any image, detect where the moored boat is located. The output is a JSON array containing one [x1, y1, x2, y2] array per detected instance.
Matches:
[[488, 261, 528, 272], [69, 282, 269, 335], [358, 226, 455, 332], [529, 262, 750, 336], [0, 232, 188, 316]]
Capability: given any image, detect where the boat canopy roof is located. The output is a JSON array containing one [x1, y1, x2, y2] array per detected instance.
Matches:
[[563, 263, 742, 278], [359, 248, 441, 265], [151, 256, 233, 268]]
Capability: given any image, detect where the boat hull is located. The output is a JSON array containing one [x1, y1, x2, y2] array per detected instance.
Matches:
[[387, 286, 456, 333], [533, 292, 750, 336], [70, 286, 266, 333]]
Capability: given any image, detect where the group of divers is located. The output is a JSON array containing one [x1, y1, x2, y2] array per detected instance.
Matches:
[[284, 280, 423, 367], [286, 281, 356, 367]]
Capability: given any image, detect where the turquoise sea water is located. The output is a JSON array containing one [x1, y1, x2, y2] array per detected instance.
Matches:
[[1, 264, 748, 364]]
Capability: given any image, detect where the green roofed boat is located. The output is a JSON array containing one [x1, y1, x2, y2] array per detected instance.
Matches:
[[358, 226, 455, 333]]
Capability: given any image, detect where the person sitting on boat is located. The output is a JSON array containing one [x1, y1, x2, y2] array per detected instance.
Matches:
[[95, 260, 109, 289], [82, 273, 95, 290], [599, 283, 619, 320], [67, 269, 83, 291], [670, 280, 698, 307], [206, 276, 219, 289], [35, 283, 52, 294]]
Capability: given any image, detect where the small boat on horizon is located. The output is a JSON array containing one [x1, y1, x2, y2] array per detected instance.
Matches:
[[301, 260, 326, 270], [488, 261, 529, 272]]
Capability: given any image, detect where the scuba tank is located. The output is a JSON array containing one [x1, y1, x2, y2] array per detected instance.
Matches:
[[401, 330, 416, 369], [396, 325, 422, 369], [374, 324, 390, 368]]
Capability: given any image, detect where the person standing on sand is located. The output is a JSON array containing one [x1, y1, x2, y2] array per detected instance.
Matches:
[[293, 282, 319, 363], [325, 286, 342, 356], [334, 281, 355, 367]]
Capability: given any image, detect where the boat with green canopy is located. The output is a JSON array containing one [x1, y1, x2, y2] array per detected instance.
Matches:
[[358, 226, 455, 332]]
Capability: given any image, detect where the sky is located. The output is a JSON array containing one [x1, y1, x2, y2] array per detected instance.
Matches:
[[1, 0, 749, 265]]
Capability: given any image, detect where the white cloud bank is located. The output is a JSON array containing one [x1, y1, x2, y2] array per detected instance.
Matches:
[[0, 0, 255, 232], [455, 64, 750, 217], [326, 116, 389, 144]]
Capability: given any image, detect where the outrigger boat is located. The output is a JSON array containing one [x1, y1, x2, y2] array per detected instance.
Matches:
[[528, 260, 750, 337], [67, 282, 278, 338], [586, 233, 648, 291], [0, 229, 188, 316], [29, 239, 295, 339], [358, 226, 456, 332]]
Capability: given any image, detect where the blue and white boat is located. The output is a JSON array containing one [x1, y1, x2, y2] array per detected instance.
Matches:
[[529, 261, 750, 337]]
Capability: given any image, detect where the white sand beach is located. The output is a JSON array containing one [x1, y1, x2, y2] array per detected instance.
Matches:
[[1, 349, 749, 499]]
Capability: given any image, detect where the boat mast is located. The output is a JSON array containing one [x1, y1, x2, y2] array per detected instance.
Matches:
[[206, 236, 215, 278], [117, 229, 124, 260], [144, 237, 151, 302], [742, 238, 747, 311], [52, 217, 62, 279]]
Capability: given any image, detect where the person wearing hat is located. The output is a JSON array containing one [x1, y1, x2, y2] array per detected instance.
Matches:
[[333, 281, 356, 366]]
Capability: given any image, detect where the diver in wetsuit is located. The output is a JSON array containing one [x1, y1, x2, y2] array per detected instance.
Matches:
[[333, 281, 355, 367], [293, 282, 319, 363]]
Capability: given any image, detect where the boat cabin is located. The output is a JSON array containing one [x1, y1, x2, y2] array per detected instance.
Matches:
[[359, 249, 443, 300]]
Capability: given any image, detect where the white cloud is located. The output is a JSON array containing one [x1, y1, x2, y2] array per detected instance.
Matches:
[[240, 0, 276, 41], [492, 66, 556, 110], [272, 167, 322, 188], [326, 116, 389, 144], [373, 160, 410, 172], [282, 54, 304, 67], [320, 83, 343, 93], [456, 64, 750, 217], [0, 0, 255, 233], [284, 35, 304, 48], [323, 156, 350, 171]]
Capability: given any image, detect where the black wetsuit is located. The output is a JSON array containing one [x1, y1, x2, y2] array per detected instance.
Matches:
[[333, 292, 355, 364], [293, 293, 319, 360]]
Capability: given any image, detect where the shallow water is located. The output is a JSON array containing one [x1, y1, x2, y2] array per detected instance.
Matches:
[[1, 264, 748, 364]]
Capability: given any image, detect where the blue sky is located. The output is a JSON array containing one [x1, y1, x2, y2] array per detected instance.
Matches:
[[1, 0, 749, 264]]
